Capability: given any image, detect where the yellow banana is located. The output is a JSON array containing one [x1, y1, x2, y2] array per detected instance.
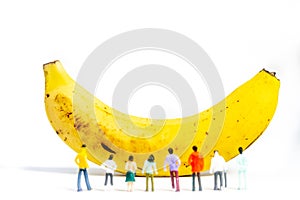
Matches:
[[43, 60, 280, 176]]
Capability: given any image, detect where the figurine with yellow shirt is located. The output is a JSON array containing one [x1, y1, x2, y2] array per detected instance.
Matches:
[[74, 144, 92, 192]]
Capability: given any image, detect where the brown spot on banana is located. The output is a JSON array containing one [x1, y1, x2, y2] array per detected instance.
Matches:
[[101, 143, 116, 154]]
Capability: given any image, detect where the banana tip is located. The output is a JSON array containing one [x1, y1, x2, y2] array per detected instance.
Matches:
[[43, 60, 61, 68], [261, 68, 279, 81]]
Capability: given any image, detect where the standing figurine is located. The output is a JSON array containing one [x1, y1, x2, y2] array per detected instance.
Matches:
[[74, 144, 92, 192], [188, 145, 204, 191], [236, 147, 247, 190], [142, 154, 158, 192], [209, 150, 226, 190], [101, 154, 117, 190], [125, 155, 137, 192], [223, 159, 229, 188], [163, 147, 181, 192]]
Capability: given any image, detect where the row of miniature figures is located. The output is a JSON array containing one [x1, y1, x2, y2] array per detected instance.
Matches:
[[74, 144, 247, 192]]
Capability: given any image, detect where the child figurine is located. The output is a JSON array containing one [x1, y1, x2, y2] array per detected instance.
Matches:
[[101, 154, 117, 190], [74, 144, 92, 192], [125, 155, 137, 192], [142, 154, 158, 192], [163, 147, 181, 192], [188, 145, 204, 191]]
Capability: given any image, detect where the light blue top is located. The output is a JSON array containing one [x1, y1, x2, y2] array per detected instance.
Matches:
[[142, 160, 157, 174], [237, 154, 247, 172]]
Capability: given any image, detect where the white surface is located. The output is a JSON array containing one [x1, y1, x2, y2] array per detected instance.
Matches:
[[0, 0, 300, 199], [0, 166, 297, 199]]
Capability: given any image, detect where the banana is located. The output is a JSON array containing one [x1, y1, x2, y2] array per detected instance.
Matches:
[[44, 60, 280, 176]]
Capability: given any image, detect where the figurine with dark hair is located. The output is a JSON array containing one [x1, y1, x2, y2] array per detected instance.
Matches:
[[237, 147, 247, 190], [74, 144, 92, 192], [125, 155, 137, 192], [101, 154, 117, 190], [164, 147, 181, 192], [142, 154, 158, 191], [188, 146, 204, 191]]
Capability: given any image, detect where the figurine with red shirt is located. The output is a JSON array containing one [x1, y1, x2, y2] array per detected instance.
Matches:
[[188, 145, 204, 191]]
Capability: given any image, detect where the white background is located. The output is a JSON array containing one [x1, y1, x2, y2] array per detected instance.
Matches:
[[0, 0, 300, 199]]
